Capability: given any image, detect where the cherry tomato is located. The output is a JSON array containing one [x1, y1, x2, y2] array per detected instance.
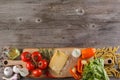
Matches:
[[26, 62, 35, 71], [21, 52, 31, 62], [38, 59, 48, 69], [32, 69, 42, 77], [32, 52, 42, 62]]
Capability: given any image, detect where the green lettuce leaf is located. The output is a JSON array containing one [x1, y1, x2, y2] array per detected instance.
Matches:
[[83, 58, 109, 80]]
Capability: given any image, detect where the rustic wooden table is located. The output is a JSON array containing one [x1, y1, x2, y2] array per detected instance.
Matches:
[[0, 0, 120, 80]]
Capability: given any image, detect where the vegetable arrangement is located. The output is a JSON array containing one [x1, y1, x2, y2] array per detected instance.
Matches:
[[21, 51, 48, 77], [2, 47, 112, 80], [69, 48, 96, 80]]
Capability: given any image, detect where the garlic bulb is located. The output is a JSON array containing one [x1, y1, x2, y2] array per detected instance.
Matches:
[[4, 67, 13, 77]]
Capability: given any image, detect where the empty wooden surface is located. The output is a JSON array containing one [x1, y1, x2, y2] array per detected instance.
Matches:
[[0, 0, 120, 80]]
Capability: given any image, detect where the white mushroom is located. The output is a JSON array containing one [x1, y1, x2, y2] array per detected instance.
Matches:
[[18, 68, 29, 77], [13, 66, 19, 74]]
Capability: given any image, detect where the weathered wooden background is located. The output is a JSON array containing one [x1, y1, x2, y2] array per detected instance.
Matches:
[[0, 0, 120, 80]]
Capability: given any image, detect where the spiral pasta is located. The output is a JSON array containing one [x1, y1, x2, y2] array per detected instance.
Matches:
[[95, 47, 120, 78]]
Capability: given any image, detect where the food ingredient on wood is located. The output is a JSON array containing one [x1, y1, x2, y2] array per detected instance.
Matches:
[[81, 48, 96, 59], [72, 48, 81, 58], [18, 68, 29, 77], [32, 69, 42, 77], [95, 47, 120, 78], [21, 52, 31, 62], [81, 60, 87, 65], [39, 48, 54, 61], [4, 67, 13, 77], [21, 51, 49, 77], [49, 50, 68, 74], [13, 65, 29, 77], [69, 59, 87, 79], [31, 51, 42, 62], [13, 66, 19, 74], [69, 66, 82, 80], [70, 48, 95, 80], [77, 58, 83, 73], [2, 74, 20, 80], [26, 62, 35, 71], [82, 58, 109, 80], [38, 59, 48, 70], [6, 48, 20, 60]]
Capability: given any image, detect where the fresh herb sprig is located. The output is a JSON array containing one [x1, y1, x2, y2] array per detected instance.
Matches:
[[39, 48, 54, 61]]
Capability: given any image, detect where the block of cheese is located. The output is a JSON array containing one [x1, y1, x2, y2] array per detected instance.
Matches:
[[49, 50, 69, 74]]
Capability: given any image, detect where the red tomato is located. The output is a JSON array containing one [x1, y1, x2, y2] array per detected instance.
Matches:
[[38, 59, 48, 69], [32, 69, 42, 77], [26, 62, 35, 71], [32, 52, 42, 62], [21, 52, 31, 62]]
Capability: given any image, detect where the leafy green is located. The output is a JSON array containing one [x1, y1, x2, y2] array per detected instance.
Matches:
[[83, 58, 109, 80]]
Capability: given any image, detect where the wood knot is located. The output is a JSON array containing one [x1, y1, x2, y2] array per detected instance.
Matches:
[[17, 17, 23, 22], [88, 23, 97, 29], [75, 8, 85, 15], [35, 18, 42, 23]]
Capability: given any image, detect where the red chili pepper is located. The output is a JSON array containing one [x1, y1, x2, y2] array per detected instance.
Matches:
[[77, 58, 83, 73], [69, 67, 82, 80]]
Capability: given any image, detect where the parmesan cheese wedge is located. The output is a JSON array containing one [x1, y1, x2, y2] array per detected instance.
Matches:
[[49, 50, 68, 74]]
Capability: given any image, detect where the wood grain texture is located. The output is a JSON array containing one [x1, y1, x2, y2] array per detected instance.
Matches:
[[0, 0, 120, 80]]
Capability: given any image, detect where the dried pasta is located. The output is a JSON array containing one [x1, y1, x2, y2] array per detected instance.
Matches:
[[95, 47, 120, 78]]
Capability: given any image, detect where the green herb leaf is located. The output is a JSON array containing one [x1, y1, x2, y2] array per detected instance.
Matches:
[[39, 48, 54, 61]]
